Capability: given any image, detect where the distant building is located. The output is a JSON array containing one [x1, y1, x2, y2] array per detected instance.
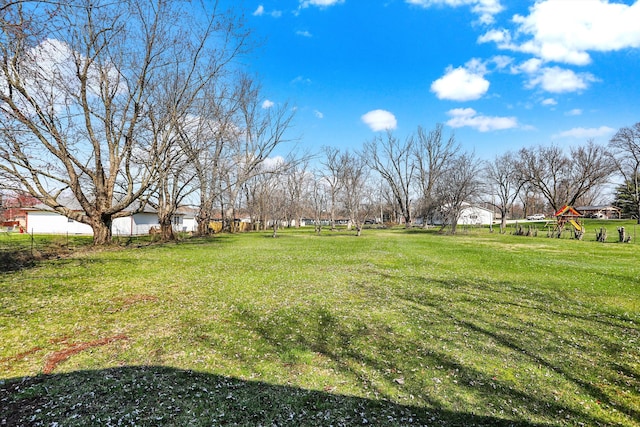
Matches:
[[456, 205, 495, 226], [574, 205, 621, 219], [421, 203, 494, 226]]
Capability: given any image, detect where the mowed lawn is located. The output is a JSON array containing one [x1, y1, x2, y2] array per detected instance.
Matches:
[[1, 226, 638, 426]]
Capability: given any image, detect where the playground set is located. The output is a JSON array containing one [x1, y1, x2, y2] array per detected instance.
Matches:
[[551, 205, 584, 239], [515, 205, 632, 242]]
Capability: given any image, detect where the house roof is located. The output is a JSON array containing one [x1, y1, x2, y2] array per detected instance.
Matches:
[[175, 206, 198, 217], [23, 199, 158, 214]]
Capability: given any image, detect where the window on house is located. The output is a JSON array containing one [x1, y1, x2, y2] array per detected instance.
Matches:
[[68, 217, 74, 223], [172, 215, 183, 225]]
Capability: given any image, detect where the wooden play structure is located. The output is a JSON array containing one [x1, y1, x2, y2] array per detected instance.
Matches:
[[551, 205, 584, 239]]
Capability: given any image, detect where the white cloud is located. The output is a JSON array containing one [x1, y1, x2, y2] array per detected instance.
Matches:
[[262, 99, 275, 109], [491, 55, 513, 70], [253, 5, 282, 17], [300, 0, 344, 8], [446, 108, 518, 132], [510, 58, 597, 94], [541, 98, 557, 106], [314, 110, 324, 119], [406, 0, 503, 24], [431, 62, 490, 101], [526, 66, 596, 93], [565, 109, 583, 116], [261, 156, 287, 172], [553, 126, 615, 139], [483, 0, 640, 65], [478, 28, 510, 44], [516, 58, 542, 74], [361, 109, 397, 132], [291, 76, 312, 85], [296, 30, 313, 38]]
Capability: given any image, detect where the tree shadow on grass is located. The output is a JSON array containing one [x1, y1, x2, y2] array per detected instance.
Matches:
[[234, 304, 618, 427], [1, 366, 553, 427], [392, 277, 639, 426], [0, 249, 38, 272]]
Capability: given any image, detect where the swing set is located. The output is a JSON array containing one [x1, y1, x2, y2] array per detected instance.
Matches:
[[550, 205, 584, 239]]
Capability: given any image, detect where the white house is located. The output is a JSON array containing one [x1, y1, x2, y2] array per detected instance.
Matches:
[[23, 208, 93, 234], [175, 206, 198, 233], [428, 204, 494, 226], [22, 204, 184, 236], [457, 205, 494, 226]]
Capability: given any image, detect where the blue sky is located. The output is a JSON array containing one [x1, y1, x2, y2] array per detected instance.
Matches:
[[242, 0, 640, 159]]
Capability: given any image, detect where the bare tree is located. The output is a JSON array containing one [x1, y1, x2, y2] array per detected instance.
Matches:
[[485, 151, 524, 233], [363, 131, 415, 227], [379, 181, 400, 224], [569, 141, 616, 206], [284, 159, 312, 228], [413, 124, 459, 227], [434, 152, 483, 234], [339, 150, 371, 236], [309, 172, 327, 234], [244, 166, 289, 237], [219, 77, 295, 233], [320, 146, 344, 231], [0, 0, 248, 244], [243, 169, 268, 231], [182, 81, 244, 236], [149, 137, 198, 241], [518, 145, 566, 213], [518, 142, 614, 213], [609, 122, 640, 223]]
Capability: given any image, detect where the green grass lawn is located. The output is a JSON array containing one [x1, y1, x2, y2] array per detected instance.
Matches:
[[1, 224, 638, 426]]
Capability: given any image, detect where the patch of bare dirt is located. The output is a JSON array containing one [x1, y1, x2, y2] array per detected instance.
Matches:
[[0, 346, 44, 365], [43, 335, 128, 374]]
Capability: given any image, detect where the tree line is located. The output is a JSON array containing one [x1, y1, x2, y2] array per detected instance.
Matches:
[[258, 122, 637, 237], [1, 1, 639, 245]]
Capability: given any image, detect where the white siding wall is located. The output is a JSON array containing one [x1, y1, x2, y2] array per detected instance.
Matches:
[[113, 213, 159, 236], [181, 216, 197, 232], [26, 211, 161, 236], [431, 206, 494, 226], [26, 211, 93, 234], [131, 213, 160, 235], [112, 216, 133, 236], [458, 206, 493, 225]]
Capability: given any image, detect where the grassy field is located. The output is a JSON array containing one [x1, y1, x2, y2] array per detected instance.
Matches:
[[1, 222, 639, 426]]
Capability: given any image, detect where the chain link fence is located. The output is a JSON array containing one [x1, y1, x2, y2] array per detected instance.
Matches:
[[0, 231, 95, 271]]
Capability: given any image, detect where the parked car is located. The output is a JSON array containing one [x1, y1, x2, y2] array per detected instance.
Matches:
[[526, 214, 545, 220]]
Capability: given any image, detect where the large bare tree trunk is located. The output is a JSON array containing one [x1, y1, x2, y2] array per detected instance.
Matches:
[[500, 212, 508, 234], [157, 213, 175, 242], [197, 215, 211, 236], [90, 216, 113, 246]]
